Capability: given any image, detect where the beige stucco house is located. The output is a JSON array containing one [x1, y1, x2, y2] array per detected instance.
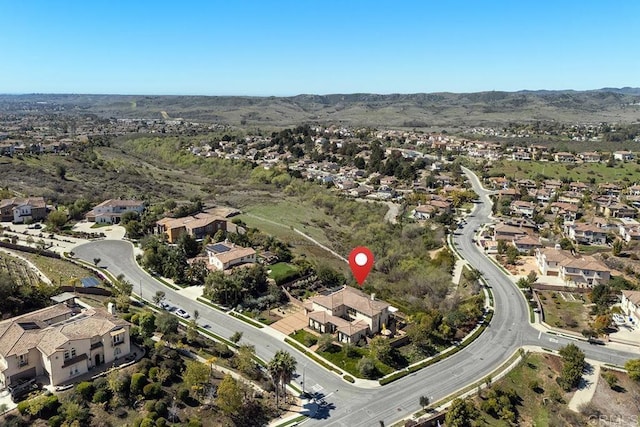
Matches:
[[0, 303, 131, 389], [621, 290, 640, 323], [305, 286, 390, 344]]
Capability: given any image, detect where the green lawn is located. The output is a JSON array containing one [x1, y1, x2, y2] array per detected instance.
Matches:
[[318, 344, 394, 379], [487, 160, 640, 184], [268, 262, 300, 284], [289, 329, 318, 347]]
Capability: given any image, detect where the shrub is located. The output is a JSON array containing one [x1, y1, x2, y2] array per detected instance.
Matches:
[[48, 415, 64, 427], [188, 418, 203, 427], [92, 389, 110, 404], [143, 382, 162, 399], [140, 419, 155, 427], [149, 366, 159, 381], [114, 407, 128, 418], [75, 381, 94, 402], [16, 401, 30, 415], [144, 400, 157, 412], [156, 418, 167, 427], [154, 400, 168, 417], [130, 373, 148, 396], [177, 387, 190, 402], [357, 357, 378, 379]]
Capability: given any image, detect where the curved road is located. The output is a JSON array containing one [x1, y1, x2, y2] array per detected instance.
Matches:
[[73, 167, 638, 426]]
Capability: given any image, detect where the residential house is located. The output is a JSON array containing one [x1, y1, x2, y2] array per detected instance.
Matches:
[[569, 182, 589, 193], [493, 223, 528, 241], [510, 200, 536, 218], [305, 286, 390, 344], [0, 197, 47, 223], [0, 303, 131, 389], [613, 151, 635, 162], [564, 223, 607, 245], [599, 201, 637, 219], [155, 213, 227, 243], [516, 179, 537, 190], [411, 199, 452, 220], [550, 202, 579, 222], [554, 152, 576, 163], [535, 247, 610, 286], [627, 185, 640, 197], [621, 290, 640, 323], [529, 188, 554, 204], [497, 188, 521, 199], [513, 235, 542, 253], [86, 199, 145, 224], [579, 152, 601, 163], [619, 225, 640, 243], [598, 183, 623, 197], [206, 241, 256, 271]]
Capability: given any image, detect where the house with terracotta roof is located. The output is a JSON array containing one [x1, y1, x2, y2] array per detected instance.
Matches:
[[554, 152, 576, 163], [564, 223, 608, 246], [550, 202, 579, 222], [0, 303, 130, 389], [513, 235, 542, 253], [155, 213, 227, 243], [85, 199, 145, 224], [305, 286, 390, 344], [0, 197, 47, 223], [621, 290, 640, 323], [206, 242, 256, 271], [535, 247, 609, 286]]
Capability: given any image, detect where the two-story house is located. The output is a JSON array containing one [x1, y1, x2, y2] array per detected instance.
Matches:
[[535, 247, 609, 286], [305, 286, 390, 344], [85, 199, 145, 224], [155, 213, 227, 243], [0, 197, 47, 223], [206, 242, 256, 271], [0, 303, 131, 389], [564, 223, 608, 246]]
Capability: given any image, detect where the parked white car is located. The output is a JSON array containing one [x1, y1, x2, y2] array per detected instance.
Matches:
[[175, 308, 190, 319]]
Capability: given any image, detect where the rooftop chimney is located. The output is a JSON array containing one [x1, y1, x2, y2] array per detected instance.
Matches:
[[371, 293, 375, 301], [107, 302, 116, 315]]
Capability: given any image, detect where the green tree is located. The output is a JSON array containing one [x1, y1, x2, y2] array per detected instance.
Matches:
[[369, 336, 393, 365], [445, 398, 478, 427], [56, 164, 67, 179], [46, 209, 68, 230], [612, 239, 623, 256], [186, 318, 199, 343], [183, 360, 210, 398], [316, 334, 334, 352], [357, 357, 378, 379], [230, 331, 243, 344], [602, 371, 618, 389], [419, 395, 430, 411], [216, 374, 244, 416], [625, 359, 640, 381], [558, 343, 585, 391], [235, 344, 258, 378], [156, 313, 179, 336], [138, 311, 156, 338]]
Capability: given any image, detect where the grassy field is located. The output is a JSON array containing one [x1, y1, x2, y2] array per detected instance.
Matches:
[[268, 262, 300, 283], [318, 344, 394, 379], [486, 160, 640, 184], [538, 290, 590, 332]]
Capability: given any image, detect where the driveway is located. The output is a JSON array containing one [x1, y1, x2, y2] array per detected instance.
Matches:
[[271, 309, 308, 336]]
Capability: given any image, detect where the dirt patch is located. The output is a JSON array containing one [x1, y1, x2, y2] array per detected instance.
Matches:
[[588, 369, 640, 425]]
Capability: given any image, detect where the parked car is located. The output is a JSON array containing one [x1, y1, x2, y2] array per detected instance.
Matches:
[[175, 308, 190, 319]]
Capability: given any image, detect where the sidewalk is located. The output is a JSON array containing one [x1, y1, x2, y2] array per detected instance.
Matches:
[[568, 362, 600, 412]]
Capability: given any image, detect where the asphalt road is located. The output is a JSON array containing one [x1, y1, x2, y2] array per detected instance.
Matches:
[[73, 167, 639, 426]]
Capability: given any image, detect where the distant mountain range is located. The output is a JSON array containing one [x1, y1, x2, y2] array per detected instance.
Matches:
[[1, 88, 639, 128]]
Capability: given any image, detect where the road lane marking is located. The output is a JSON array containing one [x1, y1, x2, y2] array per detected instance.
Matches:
[[549, 338, 559, 343], [538, 331, 541, 339]]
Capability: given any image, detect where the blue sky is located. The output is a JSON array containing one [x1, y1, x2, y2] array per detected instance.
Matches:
[[1, 1, 639, 96]]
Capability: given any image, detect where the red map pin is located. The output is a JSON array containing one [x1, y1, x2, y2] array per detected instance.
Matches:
[[349, 246, 374, 286]]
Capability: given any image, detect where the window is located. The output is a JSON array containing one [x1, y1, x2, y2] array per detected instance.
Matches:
[[114, 347, 122, 357], [69, 366, 79, 377], [64, 348, 77, 360], [18, 354, 28, 367], [112, 333, 124, 345]]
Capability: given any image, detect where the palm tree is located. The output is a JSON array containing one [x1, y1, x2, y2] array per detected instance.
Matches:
[[268, 350, 297, 408]]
